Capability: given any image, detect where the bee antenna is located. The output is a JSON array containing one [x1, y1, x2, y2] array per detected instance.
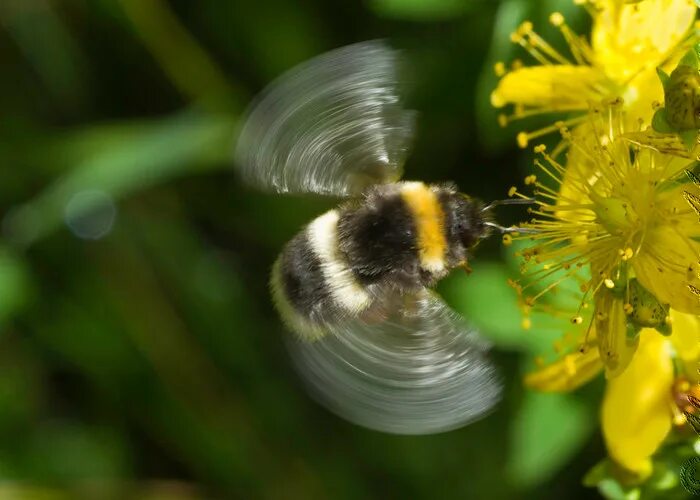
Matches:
[[483, 222, 539, 235], [481, 197, 536, 212]]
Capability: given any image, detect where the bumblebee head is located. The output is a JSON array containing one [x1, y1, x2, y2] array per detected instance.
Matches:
[[451, 195, 491, 250], [469, 195, 537, 242]]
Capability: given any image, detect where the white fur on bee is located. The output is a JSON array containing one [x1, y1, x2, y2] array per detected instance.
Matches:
[[307, 210, 373, 314]]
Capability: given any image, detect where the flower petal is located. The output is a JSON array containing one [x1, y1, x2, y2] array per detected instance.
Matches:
[[591, 0, 696, 83], [490, 66, 608, 109], [634, 224, 700, 315], [669, 309, 700, 379], [596, 292, 640, 378], [601, 329, 674, 478]]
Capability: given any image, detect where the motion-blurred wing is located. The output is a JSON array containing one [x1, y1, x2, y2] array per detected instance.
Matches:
[[234, 40, 416, 196], [286, 290, 501, 435]]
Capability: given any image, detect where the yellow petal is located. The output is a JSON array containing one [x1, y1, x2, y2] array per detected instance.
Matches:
[[591, 0, 696, 83], [596, 291, 640, 377], [669, 309, 700, 379], [601, 329, 674, 477], [525, 346, 603, 392], [634, 224, 700, 315], [490, 66, 608, 109], [555, 122, 602, 227]]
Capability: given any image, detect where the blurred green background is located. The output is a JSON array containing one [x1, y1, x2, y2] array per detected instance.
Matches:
[[0, 0, 608, 498]]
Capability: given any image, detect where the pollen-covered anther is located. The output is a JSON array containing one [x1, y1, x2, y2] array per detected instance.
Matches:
[[596, 310, 608, 321], [674, 411, 688, 426], [494, 61, 506, 77], [508, 186, 518, 197], [517, 132, 529, 148], [521, 317, 532, 330], [549, 12, 564, 27], [502, 234, 513, 246], [623, 303, 634, 315], [604, 278, 615, 289], [517, 21, 533, 37], [571, 315, 583, 325], [524, 174, 537, 185], [619, 247, 634, 261]]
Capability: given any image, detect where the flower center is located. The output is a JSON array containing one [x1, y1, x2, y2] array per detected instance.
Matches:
[[591, 192, 640, 236]]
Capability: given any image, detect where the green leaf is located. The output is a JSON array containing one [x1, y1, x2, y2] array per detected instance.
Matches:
[[368, 0, 478, 20], [598, 479, 641, 500], [0, 248, 31, 326], [681, 130, 698, 150], [4, 110, 236, 246], [475, 0, 530, 152], [656, 67, 671, 88], [440, 261, 565, 354], [507, 389, 595, 488], [23, 423, 129, 483], [0, 1, 89, 110], [678, 42, 700, 69], [652, 108, 672, 133], [584, 459, 611, 487]]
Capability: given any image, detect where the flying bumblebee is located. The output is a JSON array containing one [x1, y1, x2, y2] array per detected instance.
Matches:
[[235, 41, 525, 435]]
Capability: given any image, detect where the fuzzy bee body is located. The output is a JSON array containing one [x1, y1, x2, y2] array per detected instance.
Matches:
[[235, 40, 505, 434], [271, 181, 488, 339]]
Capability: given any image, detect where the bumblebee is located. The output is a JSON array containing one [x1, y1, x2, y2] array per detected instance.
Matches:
[[235, 41, 523, 435]]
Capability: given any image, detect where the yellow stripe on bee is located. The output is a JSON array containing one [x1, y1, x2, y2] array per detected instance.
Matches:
[[400, 182, 447, 273]]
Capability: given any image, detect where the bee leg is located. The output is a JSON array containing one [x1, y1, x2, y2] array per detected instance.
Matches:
[[458, 260, 473, 275]]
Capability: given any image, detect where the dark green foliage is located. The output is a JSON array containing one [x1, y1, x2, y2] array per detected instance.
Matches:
[[0, 0, 601, 498]]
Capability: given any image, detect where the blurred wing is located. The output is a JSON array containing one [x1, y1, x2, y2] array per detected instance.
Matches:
[[234, 40, 416, 196], [286, 290, 501, 435]]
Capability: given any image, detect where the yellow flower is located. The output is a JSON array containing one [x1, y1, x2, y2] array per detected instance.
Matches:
[[602, 309, 700, 479], [528, 310, 699, 481], [491, 0, 698, 148], [601, 328, 673, 480], [510, 103, 700, 377]]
